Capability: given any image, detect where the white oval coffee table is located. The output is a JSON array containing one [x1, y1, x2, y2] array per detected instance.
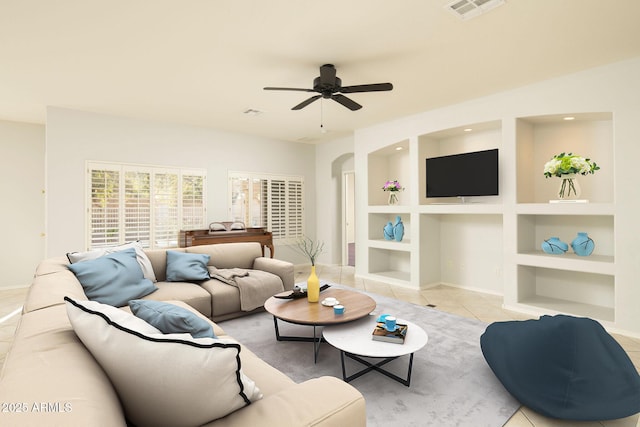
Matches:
[[322, 316, 428, 387]]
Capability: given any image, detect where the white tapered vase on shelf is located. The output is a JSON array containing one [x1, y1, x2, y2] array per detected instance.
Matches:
[[388, 192, 399, 205], [557, 174, 581, 200]]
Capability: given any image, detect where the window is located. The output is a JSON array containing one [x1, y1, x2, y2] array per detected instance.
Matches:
[[229, 172, 304, 242], [87, 162, 206, 250]]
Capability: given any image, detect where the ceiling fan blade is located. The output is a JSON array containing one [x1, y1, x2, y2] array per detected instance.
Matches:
[[264, 87, 315, 92], [319, 64, 337, 86], [292, 95, 322, 110], [331, 94, 362, 111], [340, 83, 393, 93]]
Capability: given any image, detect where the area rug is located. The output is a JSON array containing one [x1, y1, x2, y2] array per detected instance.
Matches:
[[220, 285, 520, 427]]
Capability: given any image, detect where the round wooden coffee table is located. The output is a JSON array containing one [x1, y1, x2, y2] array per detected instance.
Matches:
[[264, 288, 376, 362]]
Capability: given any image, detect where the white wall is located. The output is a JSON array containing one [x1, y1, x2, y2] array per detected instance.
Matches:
[[354, 56, 640, 334], [0, 120, 45, 288], [314, 136, 354, 265], [45, 107, 316, 260]]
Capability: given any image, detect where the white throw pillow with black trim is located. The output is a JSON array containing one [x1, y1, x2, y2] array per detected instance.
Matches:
[[65, 296, 262, 427]]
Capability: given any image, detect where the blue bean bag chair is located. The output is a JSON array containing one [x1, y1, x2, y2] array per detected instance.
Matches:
[[480, 315, 640, 421]]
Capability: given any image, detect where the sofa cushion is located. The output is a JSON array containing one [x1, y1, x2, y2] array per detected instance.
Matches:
[[201, 280, 242, 319], [129, 299, 216, 338], [67, 241, 157, 282], [67, 248, 158, 307], [24, 269, 88, 313], [481, 314, 640, 421], [142, 281, 213, 318], [166, 250, 211, 282], [65, 296, 262, 427], [187, 242, 261, 269]]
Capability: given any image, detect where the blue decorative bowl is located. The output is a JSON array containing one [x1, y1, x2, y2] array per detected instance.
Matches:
[[571, 232, 595, 256], [541, 237, 568, 255]]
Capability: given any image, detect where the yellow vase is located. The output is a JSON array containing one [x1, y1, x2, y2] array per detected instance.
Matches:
[[307, 265, 320, 303]]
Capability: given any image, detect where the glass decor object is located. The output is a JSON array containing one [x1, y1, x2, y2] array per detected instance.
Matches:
[[543, 152, 599, 200], [541, 237, 569, 255], [382, 180, 404, 205], [571, 232, 595, 256], [557, 174, 581, 200]]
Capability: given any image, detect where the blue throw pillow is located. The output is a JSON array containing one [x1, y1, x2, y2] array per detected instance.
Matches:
[[165, 250, 210, 282], [128, 300, 216, 338], [68, 248, 157, 307]]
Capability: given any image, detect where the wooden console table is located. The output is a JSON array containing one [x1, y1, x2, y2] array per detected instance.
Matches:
[[179, 227, 274, 257]]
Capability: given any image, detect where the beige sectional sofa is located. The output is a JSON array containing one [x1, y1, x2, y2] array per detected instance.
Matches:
[[0, 242, 366, 426]]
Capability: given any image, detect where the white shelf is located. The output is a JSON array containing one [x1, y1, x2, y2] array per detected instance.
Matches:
[[507, 296, 614, 322], [516, 203, 614, 215], [363, 271, 411, 285], [516, 252, 614, 275], [419, 203, 503, 214], [368, 205, 411, 213], [368, 239, 412, 251]]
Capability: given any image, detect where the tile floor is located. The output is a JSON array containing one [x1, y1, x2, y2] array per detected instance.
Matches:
[[1, 265, 638, 427]]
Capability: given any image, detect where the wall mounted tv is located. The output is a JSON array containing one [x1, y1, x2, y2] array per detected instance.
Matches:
[[426, 148, 499, 198]]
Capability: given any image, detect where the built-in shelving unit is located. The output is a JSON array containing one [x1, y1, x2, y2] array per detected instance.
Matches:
[[361, 112, 620, 328], [509, 112, 615, 323]]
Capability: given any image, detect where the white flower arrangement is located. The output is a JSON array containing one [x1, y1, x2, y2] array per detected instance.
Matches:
[[543, 152, 599, 178]]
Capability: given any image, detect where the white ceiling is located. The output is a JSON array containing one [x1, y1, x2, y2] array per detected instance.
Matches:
[[2, 0, 640, 143]]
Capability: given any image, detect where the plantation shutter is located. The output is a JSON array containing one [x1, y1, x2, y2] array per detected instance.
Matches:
[[259, 178, 268, 228], [89, 166, 121, 248], [228, 172, 304, 242], [287, 179, 304, 238], [181, 172, 206, 229], [87, 162, 206, 250], [124, 168, 151, 247], [269, 179, 286, 239], [153, 171, 179, 248], [230, 176, 252, 226]]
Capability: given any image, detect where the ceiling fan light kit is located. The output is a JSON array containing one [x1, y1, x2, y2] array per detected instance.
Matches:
[[264, 64, 393, 111]]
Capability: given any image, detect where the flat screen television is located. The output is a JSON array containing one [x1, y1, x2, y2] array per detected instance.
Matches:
[[426, 148, 499, 198]]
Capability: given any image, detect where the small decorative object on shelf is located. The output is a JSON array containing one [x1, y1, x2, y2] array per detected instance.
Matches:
[[541, 237, 569, 255], [382, 180, 404, 205], [543, 152, 599, 201], [571, 232, 595, 256], [294, 236, 325, 303], [383, 221, 394, 240], [372, 322, 408, 344], [557, 174, 582, 200], [393, 215, 404, 242]]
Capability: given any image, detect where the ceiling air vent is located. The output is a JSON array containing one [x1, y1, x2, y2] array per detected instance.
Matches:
[[445, 0, 505, 20]]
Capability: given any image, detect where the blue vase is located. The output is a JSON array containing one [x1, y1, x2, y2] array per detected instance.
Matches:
[[571, 232, 595, 256], [393, 215, 404, 242], [541, 237, 568, 255], [383, 221, 394, 240]]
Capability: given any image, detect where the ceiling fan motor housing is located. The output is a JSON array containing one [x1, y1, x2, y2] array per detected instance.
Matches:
[[314, 76, 341, 97]]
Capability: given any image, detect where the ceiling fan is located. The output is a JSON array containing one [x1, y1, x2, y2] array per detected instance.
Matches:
[[264, 64, 393, 111]]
